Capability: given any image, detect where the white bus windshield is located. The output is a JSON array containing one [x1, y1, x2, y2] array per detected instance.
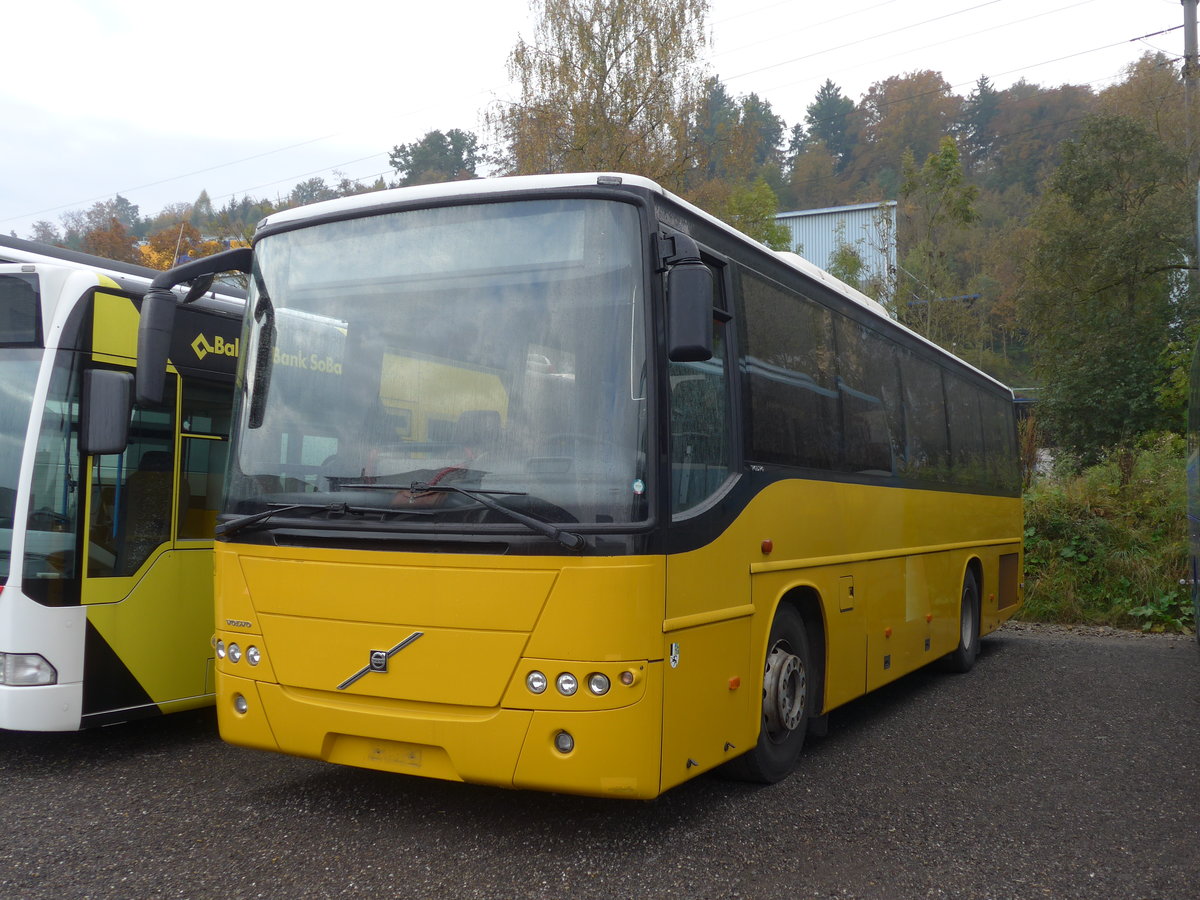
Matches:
[[226, 198, 650, 531]]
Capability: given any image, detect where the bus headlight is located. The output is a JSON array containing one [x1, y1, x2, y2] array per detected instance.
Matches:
[[246, 646, 261, 666], [0, 652, 58, 686], [526, 671, 548, 694], [556, 673, 578, 696], [228, 643, 242, 664], [587, 673, 610, 696]]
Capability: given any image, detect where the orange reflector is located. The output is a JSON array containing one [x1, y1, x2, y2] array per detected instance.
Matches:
[[728, 676, 741, 691], [926, 614, 933, 623], [884, 627, 893, 638], [761, 539, 773, 555]]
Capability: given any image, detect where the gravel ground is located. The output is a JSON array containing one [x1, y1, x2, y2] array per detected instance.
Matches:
[[1, 622, 1197, 899]]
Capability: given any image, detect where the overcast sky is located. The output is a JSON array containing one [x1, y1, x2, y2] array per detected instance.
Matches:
[[0, 0, 1186, 238]]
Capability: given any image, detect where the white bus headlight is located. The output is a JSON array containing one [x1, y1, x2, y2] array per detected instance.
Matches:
[[0, 652, 58, 686], [526, 670, 548, 694], [556, 673, 578, 696], [587, 673, 610, 696]]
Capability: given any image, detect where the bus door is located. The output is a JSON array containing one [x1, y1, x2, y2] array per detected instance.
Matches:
[[80, 372, 217, 719], [661, 288, 752, 788]]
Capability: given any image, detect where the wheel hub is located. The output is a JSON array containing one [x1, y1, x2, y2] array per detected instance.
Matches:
[[762, 643, 806, 735]]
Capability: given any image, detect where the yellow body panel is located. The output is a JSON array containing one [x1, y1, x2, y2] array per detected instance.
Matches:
[[216, 478, 1021, 798]]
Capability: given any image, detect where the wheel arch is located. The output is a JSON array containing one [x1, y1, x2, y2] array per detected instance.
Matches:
[[964, 555, 984, 597]]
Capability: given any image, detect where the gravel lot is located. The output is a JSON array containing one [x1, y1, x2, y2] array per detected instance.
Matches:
[[1, 622, 1197, 899]]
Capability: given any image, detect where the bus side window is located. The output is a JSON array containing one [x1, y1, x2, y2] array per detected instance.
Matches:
[[670, 314, 732, 515], [89, 374, 177, 578], [178, 380, 233, 539]]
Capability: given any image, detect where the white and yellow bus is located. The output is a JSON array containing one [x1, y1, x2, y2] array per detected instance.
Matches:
[[0, 235, 242, 730], [138, 174, 1022, 797]]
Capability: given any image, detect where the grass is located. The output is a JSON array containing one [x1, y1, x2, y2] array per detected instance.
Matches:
[[1020, 433, 1195, 633]]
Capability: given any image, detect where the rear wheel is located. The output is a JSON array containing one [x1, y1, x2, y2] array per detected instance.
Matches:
[[725, 604, 812, 783], [944, 571, 981, 673]]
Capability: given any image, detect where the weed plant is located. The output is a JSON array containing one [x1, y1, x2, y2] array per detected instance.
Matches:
[[1021, 433, 1194, 633]]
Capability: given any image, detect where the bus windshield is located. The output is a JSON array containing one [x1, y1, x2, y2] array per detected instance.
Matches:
[[0, 350, 41, 582], [225, 197, 650, 531]]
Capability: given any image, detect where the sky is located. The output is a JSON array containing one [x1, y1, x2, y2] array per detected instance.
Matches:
[[0, 0, 1187, 239]]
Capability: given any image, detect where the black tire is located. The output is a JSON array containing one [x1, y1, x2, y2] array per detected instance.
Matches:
[[944, 570, 981, 673], [724, 604, 812, 784]]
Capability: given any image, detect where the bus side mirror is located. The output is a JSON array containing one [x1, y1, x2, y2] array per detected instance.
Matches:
[[135, 288, 177, 407], [667, 257, 714, 363], [81, 369, 132, 456]]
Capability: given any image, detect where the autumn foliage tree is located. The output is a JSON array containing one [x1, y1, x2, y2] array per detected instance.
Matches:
[[488, 0, 709, 192]]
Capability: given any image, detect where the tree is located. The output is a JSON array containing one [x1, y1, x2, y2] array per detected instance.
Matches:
[[720, 178, 791, 250], [1022, 114, 1194, 471], [190, 190, 215, 227], [389, 129, 480, 186], [803, 79, 855, 171], [488, 0, 709, 192], [984, 80, 1095, 195], [845, 71, 962, 199], [81, 217, 139, 263], [28, 220, 62, 245], [288, 178, 337, 208], [960, 75, 1001, 173], [139, 222, 223, 270], [895, 136, 978, 344]]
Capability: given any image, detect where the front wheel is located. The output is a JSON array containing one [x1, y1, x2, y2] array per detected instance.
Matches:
[[724, 604, 813, 783], [944, 571, 981, 673]]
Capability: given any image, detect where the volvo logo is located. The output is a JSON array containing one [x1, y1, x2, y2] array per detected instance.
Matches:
[[337, 632, 423, 691]]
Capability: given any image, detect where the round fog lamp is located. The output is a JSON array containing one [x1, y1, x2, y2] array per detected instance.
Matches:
[[228, 643, 242, 664], [246, 646, 261, 666], [556, 673, 578, 696], [554, 730, 575, 754], [233, 694, 248, 714], [526, 671, 548, 694], [587, 673, 611, 696]]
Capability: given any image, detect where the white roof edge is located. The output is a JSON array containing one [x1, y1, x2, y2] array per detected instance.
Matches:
[[257, 172, 1010, 394], [776, 200, 897, 218], [257, 172, 669, 231]]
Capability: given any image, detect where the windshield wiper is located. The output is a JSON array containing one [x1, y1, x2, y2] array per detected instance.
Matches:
[[216, 502, 359, 537], [406, 481, 586, 551]]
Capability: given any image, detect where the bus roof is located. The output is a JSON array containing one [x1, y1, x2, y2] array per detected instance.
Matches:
[[255, 173, 1011, 395], [0, 234, 247, 310]]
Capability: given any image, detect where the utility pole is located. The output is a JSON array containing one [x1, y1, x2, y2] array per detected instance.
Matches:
[[1185, 1, 1199, 182], [1185, 1, 1199, 281]]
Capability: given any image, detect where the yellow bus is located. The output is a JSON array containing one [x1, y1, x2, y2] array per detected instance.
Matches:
[[137, 174, 1022, 797], [0, 235, 242, 729]]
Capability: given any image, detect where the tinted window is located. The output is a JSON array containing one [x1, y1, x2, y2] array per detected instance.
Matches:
[[0, 274, 40, 345], [897, 349, 949, 482], [739, 269, 837, 469], [835, 317, 902, 475]]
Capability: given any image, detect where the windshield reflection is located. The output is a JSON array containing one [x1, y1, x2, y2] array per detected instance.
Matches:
[[226, 198, 649, 532]]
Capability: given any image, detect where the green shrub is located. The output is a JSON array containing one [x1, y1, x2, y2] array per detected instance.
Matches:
[[1020, 433, 1194, 633]]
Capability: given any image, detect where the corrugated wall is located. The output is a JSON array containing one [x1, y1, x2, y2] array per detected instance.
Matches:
[[775, 201, 897, 297]]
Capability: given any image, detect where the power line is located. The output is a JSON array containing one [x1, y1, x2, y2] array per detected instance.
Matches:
[[723, 0, 1008, 82]]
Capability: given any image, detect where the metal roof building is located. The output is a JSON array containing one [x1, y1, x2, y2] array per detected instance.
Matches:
[[775, 201, 897, 301]]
